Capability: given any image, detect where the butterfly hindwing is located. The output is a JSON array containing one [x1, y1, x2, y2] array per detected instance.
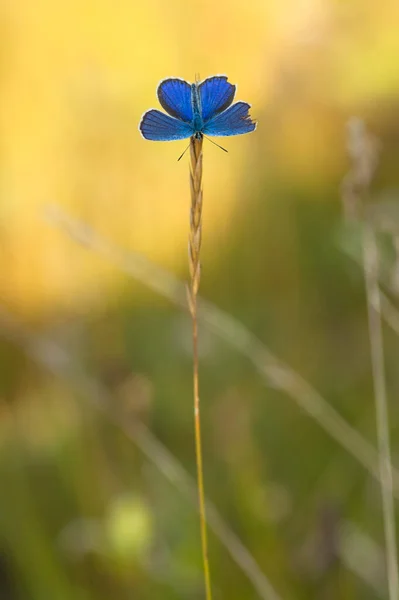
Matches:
[[139, 109, 194, 141], [157, 78, 193, 123], [199, 76, 236, 123], [202, 102, 256, 137]]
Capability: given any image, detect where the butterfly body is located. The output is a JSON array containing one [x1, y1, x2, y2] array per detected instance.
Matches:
[[139, 75, 256, 142], [191, 83, 204, 137]]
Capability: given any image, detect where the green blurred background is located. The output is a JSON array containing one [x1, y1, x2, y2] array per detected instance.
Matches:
[[1, 0, 399, 598]]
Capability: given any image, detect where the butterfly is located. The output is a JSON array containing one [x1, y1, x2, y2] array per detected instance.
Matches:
[[139, 75, 256, 143]]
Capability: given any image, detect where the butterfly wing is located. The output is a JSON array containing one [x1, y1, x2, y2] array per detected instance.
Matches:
[[157, 78, 193, 123], [139, 109, 194, 141], [199, 76, 236, 123], [202, 102, 256, 137]]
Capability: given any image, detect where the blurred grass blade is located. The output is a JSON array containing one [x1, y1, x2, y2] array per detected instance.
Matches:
[[46, 206, 399, 497], [362, 226, 399, 600], [0, 305, 283, 600]]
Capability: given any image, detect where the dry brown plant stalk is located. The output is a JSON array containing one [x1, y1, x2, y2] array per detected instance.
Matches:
[[187, 134, 212, 599]]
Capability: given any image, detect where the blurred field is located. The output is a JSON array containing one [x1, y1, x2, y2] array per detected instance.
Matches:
[[1, 0, 399, 598]]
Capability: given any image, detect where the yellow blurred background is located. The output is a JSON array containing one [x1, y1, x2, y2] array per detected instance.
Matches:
[[1, 0, 398, 314], [1, 0, 399, 599]]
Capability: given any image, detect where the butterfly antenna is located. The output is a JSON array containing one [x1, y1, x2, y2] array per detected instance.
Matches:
[[177, 141, 191, 161], [203, 135, 228, 153]]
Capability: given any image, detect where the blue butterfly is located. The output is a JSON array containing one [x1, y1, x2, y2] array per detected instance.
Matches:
[[139, 75, 256, 142]]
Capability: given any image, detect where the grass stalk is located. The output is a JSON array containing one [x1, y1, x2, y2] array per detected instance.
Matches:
[[343, 118, 399, 599], [188, 134, 212, 600], [362, 225, 399, 600]]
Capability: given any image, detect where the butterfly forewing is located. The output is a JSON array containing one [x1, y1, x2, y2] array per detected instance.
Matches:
[[157, 79, 193, 123], [140, 109, 193, 141], [202, 102, 256, 137], [199, 76, 236, 123]]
